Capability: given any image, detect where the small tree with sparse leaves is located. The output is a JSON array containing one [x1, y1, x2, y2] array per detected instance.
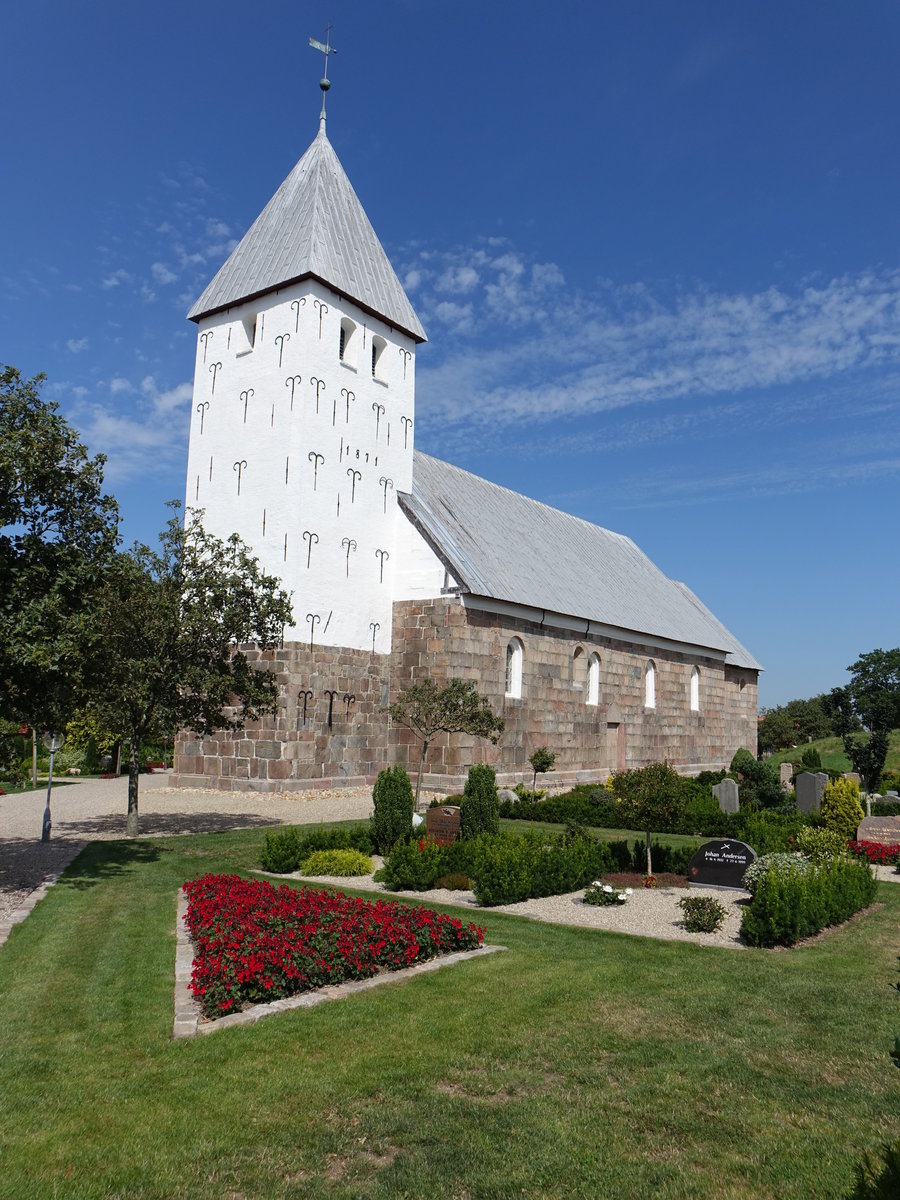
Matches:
[[528, 746, 556, 801], [386, 678, 504, 810]]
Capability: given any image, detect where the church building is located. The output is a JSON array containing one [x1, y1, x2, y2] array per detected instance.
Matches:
[[172, 95, 760, 796]]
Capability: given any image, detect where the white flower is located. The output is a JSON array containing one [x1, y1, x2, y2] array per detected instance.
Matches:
[[591, 880, 602, 888], [625, 888, 633, 895], [603, 884, 613, 893], [617, 893, 627, 901]]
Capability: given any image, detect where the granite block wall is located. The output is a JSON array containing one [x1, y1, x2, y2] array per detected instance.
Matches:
[[172, 595, 758, 794]]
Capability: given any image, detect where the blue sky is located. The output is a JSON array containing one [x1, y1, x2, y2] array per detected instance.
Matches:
[[3, 1, 899, 708]]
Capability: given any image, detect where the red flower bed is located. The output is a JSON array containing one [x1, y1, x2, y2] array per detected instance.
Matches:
[[183, 873, 485, 1019], [847, 839, 900, 865]]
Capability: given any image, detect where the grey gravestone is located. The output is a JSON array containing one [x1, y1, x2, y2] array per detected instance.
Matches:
[[780, 762, 794, 791], [688, 839, 757, 889], [795, 771, 828, 814], [844, 772, 861, 788], [712, 778, 739, 814], [498, 789, 518, 804], [886, 790, 899, 799], [425, 804, 461, 844], [856, 815, 900, 846]]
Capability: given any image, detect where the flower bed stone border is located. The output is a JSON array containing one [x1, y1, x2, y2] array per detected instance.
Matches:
[[173, 890, 506, 1039]]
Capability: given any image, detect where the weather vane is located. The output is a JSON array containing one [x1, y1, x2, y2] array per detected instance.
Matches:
[[309, 24, 337, 123]]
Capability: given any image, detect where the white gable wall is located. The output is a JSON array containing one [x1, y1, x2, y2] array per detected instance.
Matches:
[[185, 277, 416, 653]]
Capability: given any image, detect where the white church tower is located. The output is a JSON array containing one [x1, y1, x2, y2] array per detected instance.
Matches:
[[184, 73, 426, 655]]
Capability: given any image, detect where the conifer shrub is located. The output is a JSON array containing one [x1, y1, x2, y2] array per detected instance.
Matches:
[[801, 746, 822, 770], [460, 764, 500, 838], [470, 830, 614, 906], [260, 826, 303, 873], [382, 838, 448, 890], [371, 765, 415, 853], [821, 775, 865, 841], [740, 857, 877, 947], [298, 849, 373, 877]]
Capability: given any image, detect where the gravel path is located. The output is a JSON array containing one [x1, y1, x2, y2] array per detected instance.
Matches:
[[0, 774, 373, 928], [262, 861, 752, 949]]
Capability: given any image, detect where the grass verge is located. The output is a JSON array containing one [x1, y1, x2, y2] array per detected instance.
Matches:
[[0, 827, 896, 1199]]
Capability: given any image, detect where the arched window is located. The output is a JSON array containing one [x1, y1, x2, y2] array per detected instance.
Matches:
[[690, 666, 700, 712], [371, 335, 387, 378], [339, 317, 357, 367], [644, 660, 657, 709], [505, 638, 523, 699], [587, 653, 600, 706]]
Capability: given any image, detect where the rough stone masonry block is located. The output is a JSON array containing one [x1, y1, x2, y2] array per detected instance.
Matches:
[[255, 741, 282, 759]]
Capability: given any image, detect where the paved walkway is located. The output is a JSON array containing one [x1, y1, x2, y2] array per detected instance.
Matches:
[[0, 774, 373, 941]]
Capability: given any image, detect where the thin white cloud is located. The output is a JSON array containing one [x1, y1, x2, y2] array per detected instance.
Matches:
[[101, 269, 132, 289], [67, 337, 89, 353], [151, 261, 178, 285], [109, 377, 132, 395]]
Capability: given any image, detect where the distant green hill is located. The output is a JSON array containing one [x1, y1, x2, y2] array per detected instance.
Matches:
[[764, 730, 900, 788]]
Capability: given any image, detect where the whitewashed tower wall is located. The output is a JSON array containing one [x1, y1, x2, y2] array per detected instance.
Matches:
[[186, 286, 416, 655]]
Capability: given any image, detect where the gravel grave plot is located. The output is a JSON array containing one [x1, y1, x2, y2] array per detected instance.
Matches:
[[260, 860, 751, 950]]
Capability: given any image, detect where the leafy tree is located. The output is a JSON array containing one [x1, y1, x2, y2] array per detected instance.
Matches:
[[528, 746, 556, 801], [730, 747, 784, 808], [834, 648, 900, 794], [386, 678, 504, 810], [610, 761, 688, 876], [87, 507, 293, 835], [757, 707, 796, 754], [0, 364, 119, 736]]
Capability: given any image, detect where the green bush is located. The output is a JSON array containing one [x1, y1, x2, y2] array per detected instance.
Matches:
[[371, 766, 415, 853], [460, 764, 500, 838], [260, 823, 373, 873], [260, 827, 303, 873], [678, 895, 727, 933], [821, 776, 865, 841], [796, 825, 848, 865], [470, 830, 614, 906], [629, 840, 698, 876], [298, 849, 373, 877], [730, 748, 785, 808], [740, 857, 877, 947], [584, 880, 631, 906], [801, 747, 822, 770], [609, 761, 690, 833], [382, 838, 452, 891], [848, 1143, 900, 1199], [741, 852, 809, 895]]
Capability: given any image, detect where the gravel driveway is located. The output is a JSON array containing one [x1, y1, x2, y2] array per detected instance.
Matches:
[[0, 773, 372, 932]]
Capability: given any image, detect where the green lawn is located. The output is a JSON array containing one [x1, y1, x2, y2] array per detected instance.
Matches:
[[0, 828, 897, 1199]]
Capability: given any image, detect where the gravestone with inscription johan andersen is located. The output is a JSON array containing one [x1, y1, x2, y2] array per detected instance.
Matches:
[[688, 839, 756, 889], [425, 805, 461, 844]]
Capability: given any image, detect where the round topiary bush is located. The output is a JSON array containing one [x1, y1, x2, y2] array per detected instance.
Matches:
[[821, 776, 865, 841], [460, 763, 500, 838], [298, 849, 373, 877]]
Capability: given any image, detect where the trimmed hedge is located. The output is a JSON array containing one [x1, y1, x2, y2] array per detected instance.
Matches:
[[298, 849, 373, 877], [382, 830, 615, 906], [260, 823, 373, 874], [371, 766, 415, 853], [460, 764, 500, 838], [740, 857, 877, 947], [500, 785, 811, 853]]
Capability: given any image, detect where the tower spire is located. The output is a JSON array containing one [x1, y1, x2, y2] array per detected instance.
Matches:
[[309, 25, 337, 133]]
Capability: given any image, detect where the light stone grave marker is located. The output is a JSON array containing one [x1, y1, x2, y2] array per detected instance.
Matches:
[[712, 778, 739, 814], [856, 815, 900, 846], [780, 762, 793, 791]]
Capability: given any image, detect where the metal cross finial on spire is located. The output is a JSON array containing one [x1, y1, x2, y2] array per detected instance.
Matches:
[[309, 25, 337, 128]]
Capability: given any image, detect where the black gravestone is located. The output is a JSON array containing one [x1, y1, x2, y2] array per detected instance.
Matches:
[[688, 839, 756, 890]]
